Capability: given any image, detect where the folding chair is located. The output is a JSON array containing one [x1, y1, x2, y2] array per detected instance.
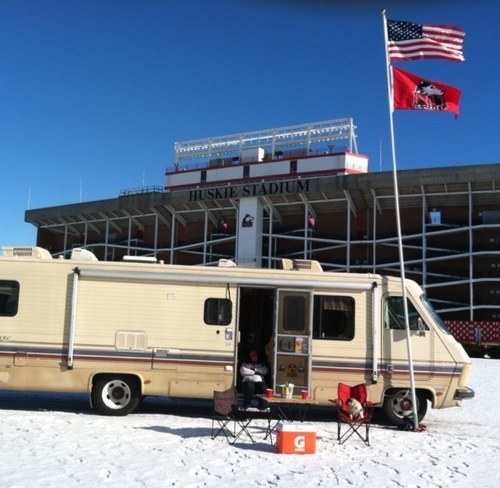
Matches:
[[331, 383, 373, 446], [211, 388, 255, 444]]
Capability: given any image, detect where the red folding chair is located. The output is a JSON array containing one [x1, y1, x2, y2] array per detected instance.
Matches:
[[332, 383, 374, 446]]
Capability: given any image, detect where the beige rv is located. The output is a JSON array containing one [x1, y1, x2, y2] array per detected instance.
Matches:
[[0, 246, 474, 423]]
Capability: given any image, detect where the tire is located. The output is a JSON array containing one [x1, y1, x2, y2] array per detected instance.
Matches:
[[383, 389, 428, 426], [91, 376, 141, 416]]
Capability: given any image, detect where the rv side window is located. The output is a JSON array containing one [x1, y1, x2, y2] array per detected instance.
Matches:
[[384, 296, 429, 331], [204, 298, 232, 325], [313, 295, 355, 340], [0, 280, 20, 317]]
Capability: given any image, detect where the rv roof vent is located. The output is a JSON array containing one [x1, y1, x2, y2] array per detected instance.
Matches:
[[123, 255, 157, 263], [280, 258, 294, 270], [280, 258, 323, 272], [2, 246, 53, 259], [218, 259, 237, 267], [70, 248, 98, 261]]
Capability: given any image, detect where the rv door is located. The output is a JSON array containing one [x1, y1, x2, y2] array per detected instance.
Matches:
[[272, 289, 313, 395]]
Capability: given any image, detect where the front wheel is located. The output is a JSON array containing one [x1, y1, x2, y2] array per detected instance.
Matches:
[[383, 389, 428, 426], [91, 376, 141, 416]]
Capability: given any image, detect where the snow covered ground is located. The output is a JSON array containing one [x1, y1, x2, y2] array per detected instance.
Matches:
[[0, 358, 495, 487]]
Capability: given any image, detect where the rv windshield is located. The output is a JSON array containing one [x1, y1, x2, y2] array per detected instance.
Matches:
[[420, 294, 451, 334]]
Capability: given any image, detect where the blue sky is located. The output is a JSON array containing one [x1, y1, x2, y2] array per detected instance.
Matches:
[[1, 0, 499, 247]]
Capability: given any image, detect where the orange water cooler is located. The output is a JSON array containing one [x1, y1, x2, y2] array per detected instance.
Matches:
[[276, 422, 316, 454]]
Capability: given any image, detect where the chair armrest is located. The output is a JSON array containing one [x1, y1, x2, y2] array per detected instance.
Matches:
[[330, 398, 349, 417]]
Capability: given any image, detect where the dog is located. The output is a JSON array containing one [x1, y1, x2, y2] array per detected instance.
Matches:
[[346, 397, 364, 420]]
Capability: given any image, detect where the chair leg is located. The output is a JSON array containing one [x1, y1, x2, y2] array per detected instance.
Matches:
[[265, 417, 280, 445], [353, 423, 369, 446], [230, 418, 255, 445], [212, 417, 235, 442], [338, 423, 356, 445], [338, 421, 370, 446]]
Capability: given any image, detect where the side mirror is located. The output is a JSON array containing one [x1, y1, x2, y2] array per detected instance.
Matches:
[[417, 317, 426, 336]]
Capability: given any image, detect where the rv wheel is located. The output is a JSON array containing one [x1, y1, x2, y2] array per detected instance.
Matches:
[[383, 389, 428, 426], [92, 376, 141, 416]]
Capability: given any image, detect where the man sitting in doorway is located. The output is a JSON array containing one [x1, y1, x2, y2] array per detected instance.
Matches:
[[239, 349, 269, 409]]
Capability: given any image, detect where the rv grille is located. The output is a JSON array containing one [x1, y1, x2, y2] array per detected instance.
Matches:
[[293, 259, 313, 270]]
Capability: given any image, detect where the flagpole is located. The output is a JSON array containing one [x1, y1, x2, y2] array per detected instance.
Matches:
[[382, 9, 419, 431]]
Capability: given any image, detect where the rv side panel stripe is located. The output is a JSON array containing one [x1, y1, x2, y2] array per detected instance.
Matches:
[[312, 359, 460, 376], [0, 345, 461, 376], [0, 346, 232, 365]]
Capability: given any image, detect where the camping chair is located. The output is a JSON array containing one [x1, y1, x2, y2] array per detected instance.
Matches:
[[211, 388, 255, 444], [332, 383, 374, 446]]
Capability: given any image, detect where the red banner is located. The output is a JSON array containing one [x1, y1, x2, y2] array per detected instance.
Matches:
[[392, 66, 461, 117]]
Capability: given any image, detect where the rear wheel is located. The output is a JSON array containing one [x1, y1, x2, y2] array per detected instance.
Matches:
[[383, 389, 428, 426], [91, 376, 141, 416]]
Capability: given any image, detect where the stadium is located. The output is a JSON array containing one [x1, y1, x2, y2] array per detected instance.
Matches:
[[25, 119, 500, 342]]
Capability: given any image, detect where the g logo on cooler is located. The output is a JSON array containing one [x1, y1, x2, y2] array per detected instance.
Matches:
[[294, 435, 305, 451]]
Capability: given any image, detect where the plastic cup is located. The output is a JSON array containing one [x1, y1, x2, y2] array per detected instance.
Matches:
[[266, 389, 273, 398], [301, 390, 308, 400]]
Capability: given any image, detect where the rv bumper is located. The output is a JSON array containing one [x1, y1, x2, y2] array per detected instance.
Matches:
[[454, 387, 475, 400]]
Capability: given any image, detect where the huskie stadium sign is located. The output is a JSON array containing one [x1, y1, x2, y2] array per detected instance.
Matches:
[[188, 179, 311, 202]]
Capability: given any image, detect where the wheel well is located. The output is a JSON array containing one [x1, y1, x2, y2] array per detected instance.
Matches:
[[383, 387, 434, 405]]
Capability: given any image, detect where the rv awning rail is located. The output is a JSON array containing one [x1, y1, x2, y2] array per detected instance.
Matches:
[[75, 267, 375, 291]]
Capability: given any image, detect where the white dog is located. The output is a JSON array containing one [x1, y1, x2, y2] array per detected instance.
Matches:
[[346, 397, 364, 420]]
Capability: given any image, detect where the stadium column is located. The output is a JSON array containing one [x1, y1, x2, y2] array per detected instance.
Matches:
[[236, 197, 263, 267]]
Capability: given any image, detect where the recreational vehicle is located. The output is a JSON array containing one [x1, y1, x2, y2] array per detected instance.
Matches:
[[0, 246, 474, 423]]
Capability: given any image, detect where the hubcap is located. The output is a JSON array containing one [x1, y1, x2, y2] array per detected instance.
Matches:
[[391, 391, 416, 418], [102, 380, 131, 409]]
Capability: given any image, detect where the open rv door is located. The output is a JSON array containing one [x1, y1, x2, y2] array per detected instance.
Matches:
[[272, 289, 313, 395]]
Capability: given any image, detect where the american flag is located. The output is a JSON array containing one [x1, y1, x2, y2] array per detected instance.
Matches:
[[387, 19, 465, 62]]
